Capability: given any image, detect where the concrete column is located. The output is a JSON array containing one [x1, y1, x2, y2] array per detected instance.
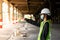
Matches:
[[0, 0, 2, 28], [13, 7, 17, 23], [17, 10, 19, 20], [8, 2, 10, 22], [9, 4, 14, 23], [2, 0, 10, 28], [12, 5, 14, 23], [17, 9, 19, 21], [15, 8, 17, 23], [12, 5, 14, 24]]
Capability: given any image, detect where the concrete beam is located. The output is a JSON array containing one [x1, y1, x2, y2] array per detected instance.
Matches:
[[10, 2, 27, 5]]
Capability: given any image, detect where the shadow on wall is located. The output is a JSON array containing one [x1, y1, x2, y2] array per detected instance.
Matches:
[[25, 18, 40, 27]]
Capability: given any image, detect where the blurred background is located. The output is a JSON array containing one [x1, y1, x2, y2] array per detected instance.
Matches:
[[0, 0, 60, 40]]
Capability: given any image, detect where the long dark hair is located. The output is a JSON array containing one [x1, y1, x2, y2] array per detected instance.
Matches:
[[47, 15, 52, 20]]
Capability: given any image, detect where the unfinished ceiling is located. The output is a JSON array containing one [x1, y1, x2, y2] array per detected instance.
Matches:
[[8, 0, 45, 14]]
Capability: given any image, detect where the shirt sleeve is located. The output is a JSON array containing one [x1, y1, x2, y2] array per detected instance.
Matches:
[[41, 22, 49, 40]]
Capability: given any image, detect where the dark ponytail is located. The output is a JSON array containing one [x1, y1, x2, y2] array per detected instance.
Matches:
[[47, 15, 52, 20]]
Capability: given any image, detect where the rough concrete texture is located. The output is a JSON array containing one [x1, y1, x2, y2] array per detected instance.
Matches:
[[0, 22, 60, 40]]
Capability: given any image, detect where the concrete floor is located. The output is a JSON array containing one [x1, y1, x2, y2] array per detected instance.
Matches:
[[51, 24, 60, 40], [0, 22, 60, 40]]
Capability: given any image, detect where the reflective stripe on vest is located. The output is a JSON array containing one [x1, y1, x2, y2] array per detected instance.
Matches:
[[37, 20, 51, 40]]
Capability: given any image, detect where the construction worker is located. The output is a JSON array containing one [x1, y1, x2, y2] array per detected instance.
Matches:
[[37, 8, 51, 40]]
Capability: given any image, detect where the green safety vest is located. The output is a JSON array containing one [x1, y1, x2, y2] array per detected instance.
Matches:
[[37, 20, 51, 40]]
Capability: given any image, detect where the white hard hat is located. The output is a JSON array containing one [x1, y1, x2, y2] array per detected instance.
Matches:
[[41, 8, 51, 16]]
